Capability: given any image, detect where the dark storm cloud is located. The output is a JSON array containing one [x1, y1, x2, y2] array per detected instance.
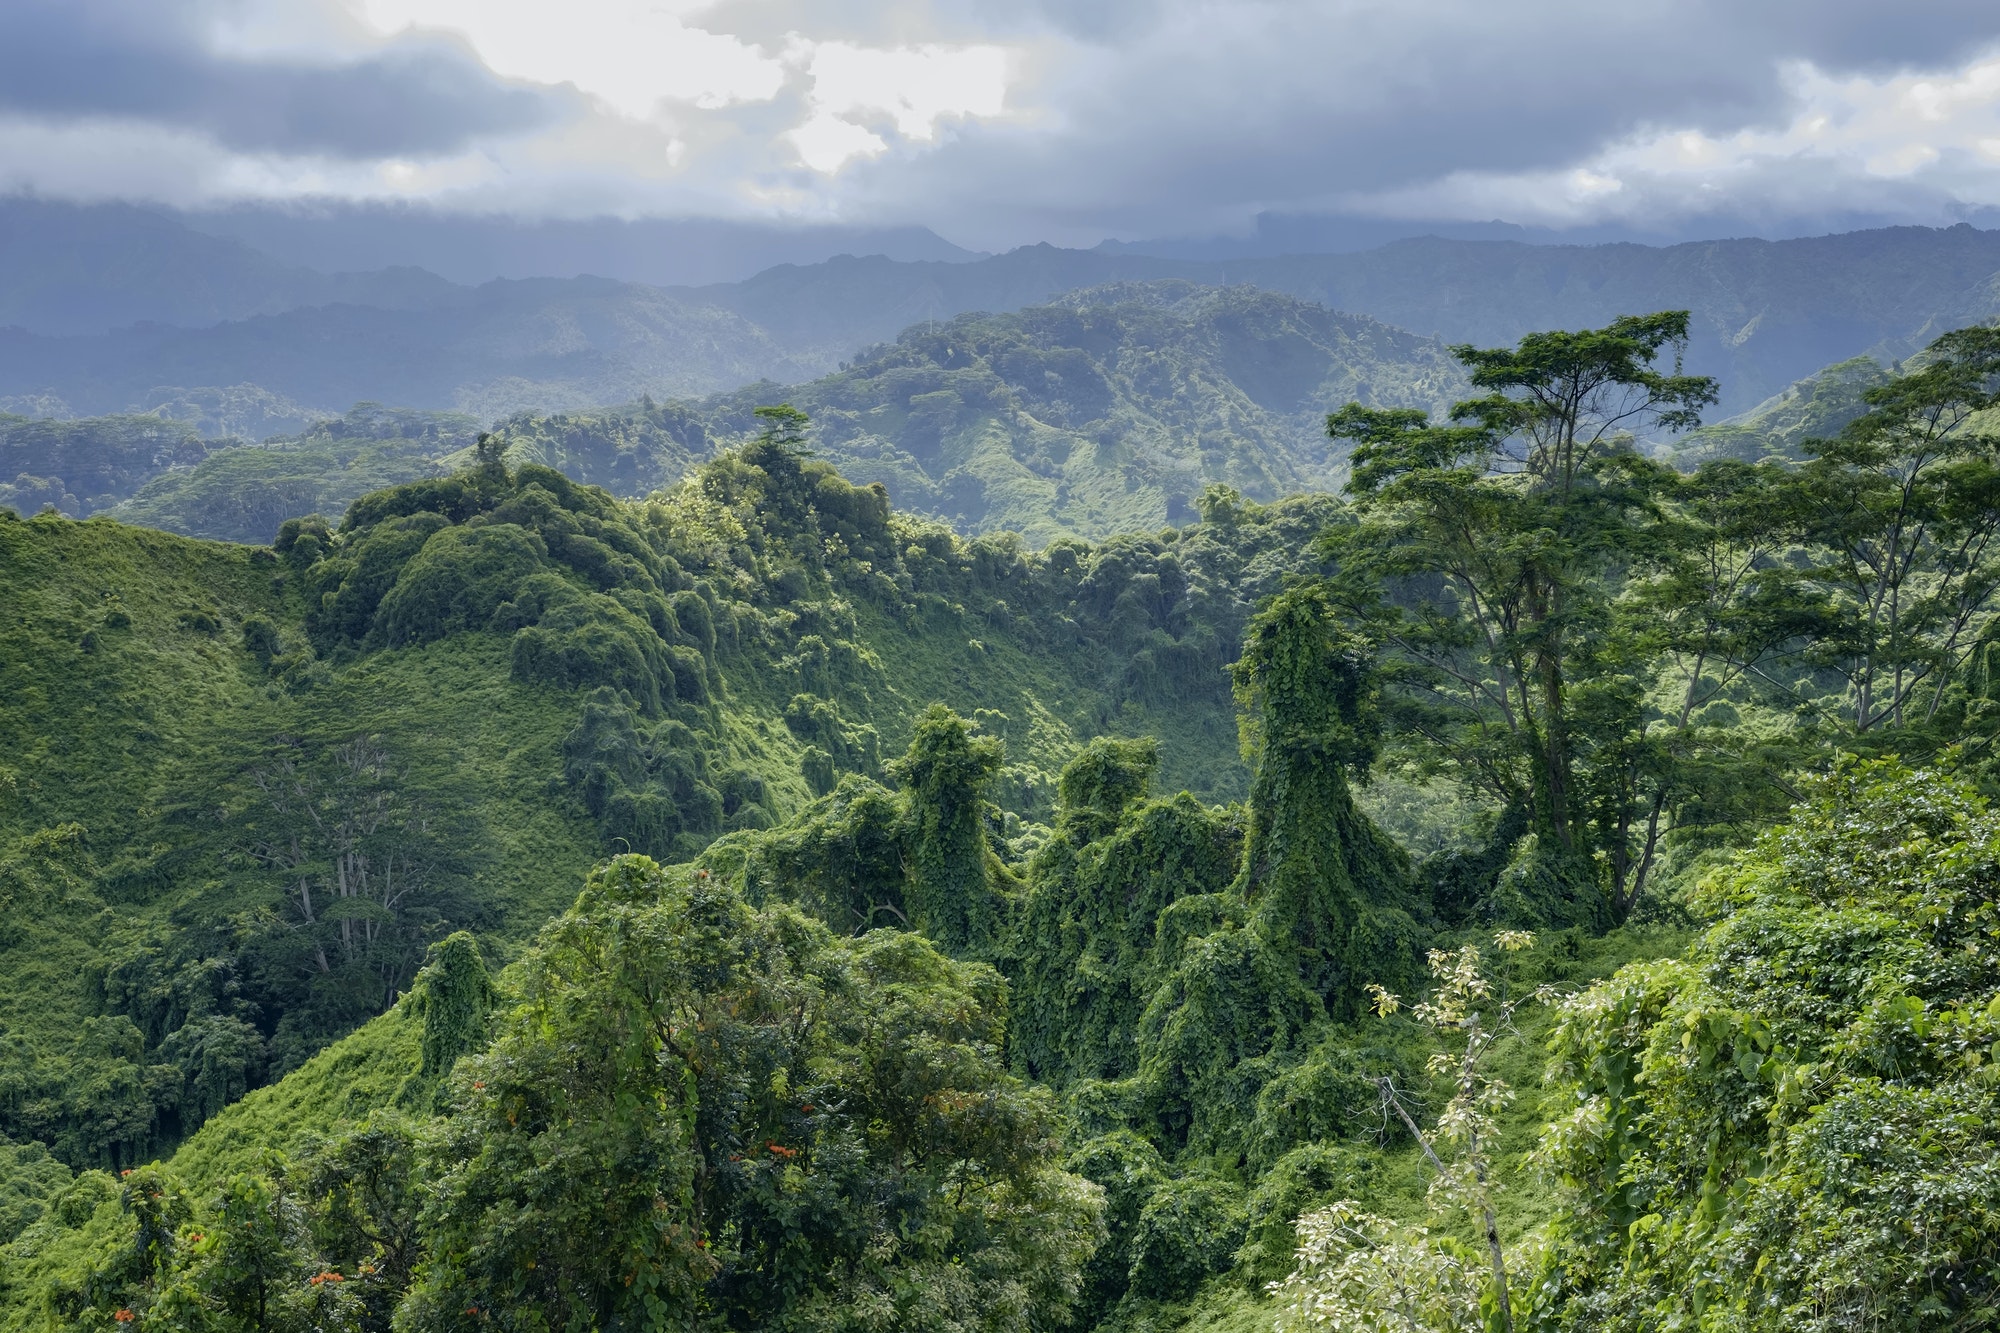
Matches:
[[0, 0, 560, 158], [821, 0, 2000, 241]]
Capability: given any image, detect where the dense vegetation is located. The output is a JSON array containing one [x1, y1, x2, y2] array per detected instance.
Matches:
[[0, 414, 217, 519], [10, 285, 1460, 545], [8, 308, 2000, 1331], [686, 284, 1462, 541]]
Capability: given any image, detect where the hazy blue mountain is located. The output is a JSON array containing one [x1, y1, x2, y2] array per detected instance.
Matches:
[[183, 203, 983, 286], [682, 225, 2000, 417], [0, 198, 462, 336], [8, 207, 2000, 447], [0, 275, 815, 422]]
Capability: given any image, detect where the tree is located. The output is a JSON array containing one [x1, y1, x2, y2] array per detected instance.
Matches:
[[1585, 456, 1807, 913], [154, 1160, 365, 1333], [296, 1115, 424, 1330], [1229, 585, 1420, 1011], [1344, 933, 1549, 1333], [241, 734, 481, 1067], [1270, 1202, 1487, 1333], [398, 855, 1099, 1333], [890, 704, 1009, 957], [1783, 325, 2000, 734], [1326, 312, 1718, 922], [752, 403, 811, 453]]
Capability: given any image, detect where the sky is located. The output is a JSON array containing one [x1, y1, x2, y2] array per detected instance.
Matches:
[[7, 0, 2000, 250]]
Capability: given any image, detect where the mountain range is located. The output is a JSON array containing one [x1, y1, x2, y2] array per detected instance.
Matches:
[[6, 283, 1465, 543], [9, 199, 2000, 432]]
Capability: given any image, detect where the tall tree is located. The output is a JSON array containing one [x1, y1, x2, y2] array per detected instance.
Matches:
[[891, 704, 1009, 958], [1326, 312, 1717, 921]]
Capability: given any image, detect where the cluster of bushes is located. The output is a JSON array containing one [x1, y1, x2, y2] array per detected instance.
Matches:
[[43, 866, 1100, 1333]]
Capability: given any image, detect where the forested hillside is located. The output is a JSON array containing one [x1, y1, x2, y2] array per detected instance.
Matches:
[[9, 285, 1460, 545], [11, 215, 2000, 427], [678, 224, 2000, 416], [8, 311, 2000, 1332], [691, 283, 1462, 539]]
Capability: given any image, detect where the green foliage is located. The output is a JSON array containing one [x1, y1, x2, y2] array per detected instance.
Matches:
[[1063, 1131, 1170, 1326], [1270, 1202, 1490, 1333], [695, 283, 1463, 543], [1126, 1174, 1248, 1302], [1784, 326, 2000, 736], [1234, 1144, 1371, 1288], [26, 333, 1919, 1333], [405, 935, 495, 1108], [0, 1138, 73, 1247], [401, 855, 1101, 1332], [892, 704, 1011, 957], [1013, 744, 1242, 1085], [0, 414, 213, 519], [1540, 758, 2000, 1330], [1231, 586, 1420, 1011], [295, 1114, 423, 1329], [44, 286, 1460, 549], [110, 406, 481, 545], [1326, 314, 1758, 923]]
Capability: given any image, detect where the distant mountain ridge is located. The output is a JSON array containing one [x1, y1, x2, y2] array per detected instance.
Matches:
[[7, 204, 2000, 430], [678, 225, 2000, 416], [0, 275, 816, 422], [0, 198, 463, 337], [21, 284, 1462, 544]]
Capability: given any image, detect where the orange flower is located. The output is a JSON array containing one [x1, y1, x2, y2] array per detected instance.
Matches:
[[113, 1312, 135, 1324]]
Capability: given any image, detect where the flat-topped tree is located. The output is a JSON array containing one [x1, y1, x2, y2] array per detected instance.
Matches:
[[1326, 312, 1718, 925]]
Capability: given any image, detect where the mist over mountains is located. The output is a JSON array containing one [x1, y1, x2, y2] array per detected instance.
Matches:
[[10, 199, 2000, 434]]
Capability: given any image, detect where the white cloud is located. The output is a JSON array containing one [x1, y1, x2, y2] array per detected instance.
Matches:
[[353, 0, 787, 114], [782, 41, 1012, 173]]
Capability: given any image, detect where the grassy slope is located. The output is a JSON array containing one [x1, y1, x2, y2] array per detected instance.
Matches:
[[0, 514, 609, 1135]]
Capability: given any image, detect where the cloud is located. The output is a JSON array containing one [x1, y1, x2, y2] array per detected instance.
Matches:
[[357, 0, 787, 115], [6, 0, 2000, 249], [0, 0, 560, 157], [1336, 49, 2000, 232], [832, 0, 2000, 244], [785, 41, 1011, 173]]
